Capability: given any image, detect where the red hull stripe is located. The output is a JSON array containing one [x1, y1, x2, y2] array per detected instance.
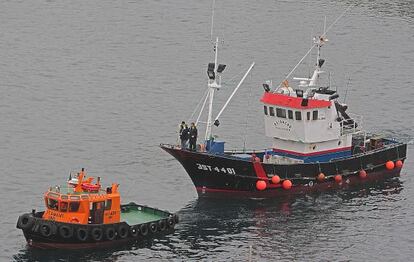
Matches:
[[261, 92, 331, 109], [272, 146, 352, 157]]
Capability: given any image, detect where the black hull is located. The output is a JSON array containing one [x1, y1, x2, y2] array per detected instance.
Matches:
[[161, 142, 407, 198], [17, 203, 178, 250]]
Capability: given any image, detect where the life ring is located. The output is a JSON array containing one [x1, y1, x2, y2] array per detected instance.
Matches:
[[167, 217, 175, 228], [140, 224, 149, 236], [40, 222, 56, 237], [58, 225, 73, 239], [17, 214, 34, 231], [105, 227, 116, 240], [91, 227, 103, 241], [158, 219, 167, 231], [149, 222, 157, 234], [76, 227, 89, 242], [130, 226, 139, 237], [81, 183, 100, 192], [117, 224, 129, 239]]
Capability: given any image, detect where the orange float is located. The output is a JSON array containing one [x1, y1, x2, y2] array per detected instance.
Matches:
[[256, 180, 267, 191], [385, 161, 395, 170], [334, 175, 342, 183], [317, 173, 325, 182], [359, 170, 367, 179], [395, 160, 403, 169], [282, 180, 292, 190], [271, 175, 280, 184]]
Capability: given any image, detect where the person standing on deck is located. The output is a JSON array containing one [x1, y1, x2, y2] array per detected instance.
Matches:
[[189, 122, 198, 151], [180, 123, 190, 149]]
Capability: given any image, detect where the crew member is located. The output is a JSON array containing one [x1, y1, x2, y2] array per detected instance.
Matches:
[[189, 122, 198, 151], [180, 123, 189, 149]]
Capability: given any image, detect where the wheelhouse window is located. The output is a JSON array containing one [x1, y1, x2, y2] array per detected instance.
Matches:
[[69, 202, 80, 212], [105, 199, 112, 210], [288, 110, 293, 120], [264, 106, 268, 115], [269, 107, 275, 116], [307, 112, 311, 120], [276, 108, 286, 118], [295, 111, 302, 120], [312, 110, 318, 120], [59, 201, 68, 212], [47, 198, 58, 210]]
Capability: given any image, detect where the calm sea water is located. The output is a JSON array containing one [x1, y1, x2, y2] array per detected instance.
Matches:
[[1, 0, 413, 261]]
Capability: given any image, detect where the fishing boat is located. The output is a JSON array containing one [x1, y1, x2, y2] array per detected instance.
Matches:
[[16, 169, 178, 249], [160, 19, 407, 198]]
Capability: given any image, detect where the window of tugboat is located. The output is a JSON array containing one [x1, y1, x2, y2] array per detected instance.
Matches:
[[307, 111, 311, 120], [60, 201, 68, 212], [276, 108, 286, 118], [295, 111, 302, 120], [312, 110, 318, 120], [69, 202, 80, 212], [288, 110, 293, 119], [105, 199, 112, 210], [269, 107, 275, 116], [47, 198, 58, 211], [264, 106, 268, 115]]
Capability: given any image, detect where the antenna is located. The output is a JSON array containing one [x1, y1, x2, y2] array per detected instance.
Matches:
[[274, 6, 353, 91], [210, 0, 216, 41]]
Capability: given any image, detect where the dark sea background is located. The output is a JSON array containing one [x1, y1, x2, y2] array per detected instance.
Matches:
[[1, 0, 413, 261]]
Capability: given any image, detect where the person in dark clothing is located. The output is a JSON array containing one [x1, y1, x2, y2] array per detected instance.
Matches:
[[189, 122, 198, 151], [180, 123, 189, 149]]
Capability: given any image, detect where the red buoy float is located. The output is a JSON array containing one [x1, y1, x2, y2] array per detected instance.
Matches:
[[359, 170, 367, 179], [395, 160, 403, 169], [385, 161, 395, 170], [256, 180, 267, 191], [282, 180, 292, 190], [317, 173, 325, 182], [334, 175, 342, 183], [271, 175, 280, 184]]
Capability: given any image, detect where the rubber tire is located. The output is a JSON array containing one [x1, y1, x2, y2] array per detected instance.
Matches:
[[105, 227, 116, 241], [158, 219, 167, 231], [118, 224, 129, 239], [59, 225, 73, 239], [40, 222, 56, 237], [130, 226, 139, 237], [91, 227, 103, 241], [140, 224, 148, 236], [17, 214, 34, 231], [167, 217, 175, 228], [173, 214, 179, 224], [76, 227, 89, 242], [149, 222, 157, 234]]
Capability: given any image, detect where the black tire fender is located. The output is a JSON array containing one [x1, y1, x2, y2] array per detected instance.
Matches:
[[140, 224, 149, 236], [105, 226, 116, 241], [40, 222, 56, 237], [117, 224, 129, 239], [17, 214, 34, 231], [76, 227, 89, 242], [130, 226, 139, 237], [158, 219, 167, 231], [173, 214, 179, 224], [167, 217, 175, 228], [59, 225, 73, 239], [149, 222, 157, 234], [91, 227, 103, 241]]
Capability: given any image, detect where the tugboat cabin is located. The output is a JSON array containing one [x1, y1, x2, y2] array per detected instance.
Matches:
[[43, 170, 120, 225]]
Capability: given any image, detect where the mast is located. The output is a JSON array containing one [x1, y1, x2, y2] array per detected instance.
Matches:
[[205, 37, 221, 141]]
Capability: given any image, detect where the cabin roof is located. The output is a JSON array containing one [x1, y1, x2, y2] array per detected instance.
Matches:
[[261, 92, 331, 109]]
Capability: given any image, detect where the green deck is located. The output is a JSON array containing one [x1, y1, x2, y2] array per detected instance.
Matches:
[[120, 209, 165, 225]]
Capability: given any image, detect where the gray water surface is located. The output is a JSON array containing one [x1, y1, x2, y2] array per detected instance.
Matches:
[[1, 0, 413, 261]]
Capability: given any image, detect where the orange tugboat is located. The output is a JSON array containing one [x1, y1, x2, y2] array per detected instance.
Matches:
[[16, 169, 178, 249]]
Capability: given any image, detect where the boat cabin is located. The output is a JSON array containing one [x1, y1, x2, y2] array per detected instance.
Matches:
[[42, 170, 120, 225]]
